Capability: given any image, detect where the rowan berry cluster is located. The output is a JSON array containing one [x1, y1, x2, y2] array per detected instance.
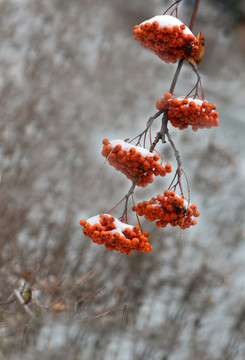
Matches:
[[133, 15, 199, 64], [101, 139, 172, 187], [133, 190, 200, 229], [80, 4, 217, 256], [156, 93, 219, 131], [79, 214, 152, 255]]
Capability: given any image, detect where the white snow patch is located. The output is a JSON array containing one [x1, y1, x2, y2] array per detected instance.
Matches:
[[171, 97, 216, 113], [86, 214, 134, 236], [109, 139, 153, 157], [140, 15, 194, 36], [175, 96, 206, 107]]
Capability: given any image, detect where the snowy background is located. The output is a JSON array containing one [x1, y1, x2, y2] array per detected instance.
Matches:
[[1, 0, 245, 359]]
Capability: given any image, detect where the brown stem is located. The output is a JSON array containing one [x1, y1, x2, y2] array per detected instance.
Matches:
[[121, 175, 139, 223], [163, 0, 182, 16], [169, 58, 184, 95], [165, 127, 182, 168], [188, 0, 200, 31]]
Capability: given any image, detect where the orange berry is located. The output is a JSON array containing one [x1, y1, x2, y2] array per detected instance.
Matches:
[[144, 22, 152, 30], [79, 219, 86, 226], [93, 223, 101, 231], [171, 212, 178, 220], [171, 31, 178, 38], [133, 226, 140, 233], [189, 101, 196, 108], [190, 204, 197, 211], [152, 20, 159, 29], [123, 228, 131, 236], [186, 208, 193, 216], [125, 239, 131, 247], [187, 34, 195, 41], [132, 238, 139, 246], [164, 190, 171, 197], [146, 155, 154, 163], [182, 98, 188, 105], [153, 154, 160, 161], [136, 29, 143, 37], [103, 139, 109, 146], [146, 204, 153, 212], [160, 168, 166, 176], [165, 163, 172, 173], [194, 210, 200, 217], [164, 92, 172, 100], [114, 144, 122, 152], [155, 99, 163, 110], [117, 150, 124, 158], [162, 25, 169, 33], [102, 144, 112, 154], [191, 218, 197, 225], [143, 161, 150, 170]]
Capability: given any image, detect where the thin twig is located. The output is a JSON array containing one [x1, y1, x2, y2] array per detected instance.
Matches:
[[93, 302, 127, 320], [130, 110, 164, 146], [13, 289, 33, 318], [0, 323, 28, 338], [163, 0, 182, 16], [181, 168, 190, 207], [48, 270, 94, 310], [132, 193, 142, 231], [120, 303, 127, 328], [165, 127, 182, 168], [186, 64, 204, 99], [121, 175, 140, 222], [109, 175, 139, 219], [188, 0, 200, 31], [169, 59, 185, 95]]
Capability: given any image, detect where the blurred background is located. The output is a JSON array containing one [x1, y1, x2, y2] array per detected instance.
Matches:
[[0, 0, 245, 359]]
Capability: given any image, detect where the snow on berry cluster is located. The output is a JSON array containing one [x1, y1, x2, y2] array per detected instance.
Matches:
[[102, 139, 172, 187], [133, 190, 200, 229], [133, 15, 199, 64], [80, 214, 152, 255], [156, 93, 219, 131]]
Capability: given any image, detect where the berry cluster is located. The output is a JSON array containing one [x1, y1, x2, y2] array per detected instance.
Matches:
[[133, 15, 199, 64], [102, 139, 172, 187], [156, 94, 219, 131], [133, 190, 200, 229], [80, 214, 152, 255]]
